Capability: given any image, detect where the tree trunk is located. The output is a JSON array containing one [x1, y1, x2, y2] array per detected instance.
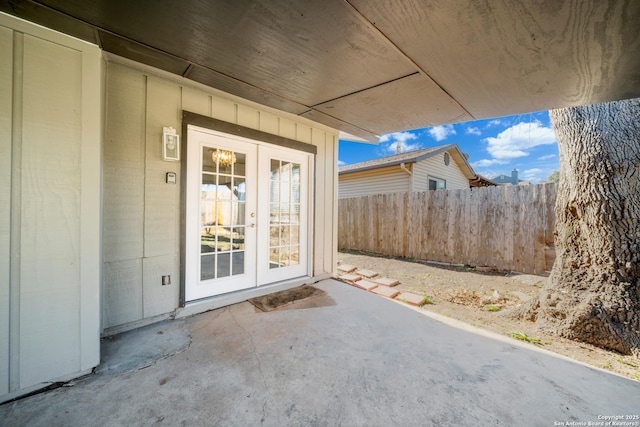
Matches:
[[535, 98, 640, 356]]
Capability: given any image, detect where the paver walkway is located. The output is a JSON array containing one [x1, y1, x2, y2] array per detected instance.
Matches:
[[336, 263, 426, 306]]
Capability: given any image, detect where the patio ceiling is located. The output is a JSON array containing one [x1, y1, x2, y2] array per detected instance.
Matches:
[[2, 0, 639, 142]]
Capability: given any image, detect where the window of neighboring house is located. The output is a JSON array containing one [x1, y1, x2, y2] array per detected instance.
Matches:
[[428, 176, 446, 190]]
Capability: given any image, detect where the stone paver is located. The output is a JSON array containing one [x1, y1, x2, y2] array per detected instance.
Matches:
[[337, 264, 357, 273], [339, 273, 361, 283], [356, 269, 378, 278], [397, 292, 426, 306], [371, 285, 399, 299], [372, 277, 399, 287], [352, 279, 378, 291]]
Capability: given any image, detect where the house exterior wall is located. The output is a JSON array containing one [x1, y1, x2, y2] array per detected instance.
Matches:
[[0, 14, 101, 401], [0, 24, 10, 399], [411, 152, 471, 191], [103, 59, 339, 331], [0, 11, 340, 403], [338, 166, 410, 198], [338, 151, 471, 198]]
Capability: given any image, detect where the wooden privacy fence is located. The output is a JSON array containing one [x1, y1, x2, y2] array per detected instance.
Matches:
[[338, 183, 557, 274]]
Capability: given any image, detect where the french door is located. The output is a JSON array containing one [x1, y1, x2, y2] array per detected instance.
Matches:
[[185, 126, 309, 302], [256, 145, 309, 285]]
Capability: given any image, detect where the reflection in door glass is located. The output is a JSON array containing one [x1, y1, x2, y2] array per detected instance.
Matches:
[[232, 252, 245, 275], [268, 159, 301, 269], [201, 254, 215, 281], [217, 253, 230, 278], [200, 146, 247, 280]]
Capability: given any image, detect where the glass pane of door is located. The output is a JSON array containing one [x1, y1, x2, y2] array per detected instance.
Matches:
[[200, 146, 247, 280], [268, 159, 301, 269]]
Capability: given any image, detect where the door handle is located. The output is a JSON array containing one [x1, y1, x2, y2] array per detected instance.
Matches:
[[247, 223, 256, 228]]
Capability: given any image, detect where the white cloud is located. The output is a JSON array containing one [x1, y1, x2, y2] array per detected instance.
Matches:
[[379, 131, 417, 144], [522, 168, 544, 182], [485, 119, 504, 128], [471, 158, 508, 168], [478, 170, 500, 179], [466, 126, 481, 136], [379, 131, 421, 154], [538, 154, 556, 160], [484, 121, 556, 160], [338, 160, 346, 166], [387, 140, 421, 153], [428, 125, 456, 141]]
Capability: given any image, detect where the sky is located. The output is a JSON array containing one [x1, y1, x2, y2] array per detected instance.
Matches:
[[338, 111, 559, 183]]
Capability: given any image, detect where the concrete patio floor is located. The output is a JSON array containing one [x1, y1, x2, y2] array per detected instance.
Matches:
[[1, 279, 639, 426]]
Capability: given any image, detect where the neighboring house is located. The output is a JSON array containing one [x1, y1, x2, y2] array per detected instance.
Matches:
[[338, 145, 476, 198], [492, 169, 519, 185], [469, 174, 498, 188], [492, 168, 530, 186]]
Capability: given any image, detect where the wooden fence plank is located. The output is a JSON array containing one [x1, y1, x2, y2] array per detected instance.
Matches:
[[502, 186, 516, 272], [431, 190, 448, 263], [533, 185, 547, 274], [475, 187, 491, 268], [388, 194, 403, 257], [512, 185, 526, 273], [406, 193, 421, 259], [464, 189, 475, 266], [421, 191, 433, 261]]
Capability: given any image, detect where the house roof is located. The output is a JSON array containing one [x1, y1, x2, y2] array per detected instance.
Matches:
[[339, 144, 475, 179], [469, 174, 498, 187], [1, 2, 638, 143]]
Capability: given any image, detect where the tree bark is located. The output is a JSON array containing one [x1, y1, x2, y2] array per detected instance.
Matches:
[[533, 98, 640, 356]]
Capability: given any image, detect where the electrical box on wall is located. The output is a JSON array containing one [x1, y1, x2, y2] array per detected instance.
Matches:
[[162, 127, 180, 161], [166, 172, 176, 184]]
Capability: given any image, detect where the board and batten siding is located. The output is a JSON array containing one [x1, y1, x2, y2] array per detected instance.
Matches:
[[103, 59, 339, 331], [338, 165, 411, 198], [0, 13, 101, 402], [411, 152, 471, 191]]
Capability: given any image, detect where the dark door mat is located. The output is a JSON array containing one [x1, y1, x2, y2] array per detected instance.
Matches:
[[249, 285, 326, 312]]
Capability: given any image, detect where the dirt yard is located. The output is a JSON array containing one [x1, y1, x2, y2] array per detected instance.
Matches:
[[338, 251, 640, 382]]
